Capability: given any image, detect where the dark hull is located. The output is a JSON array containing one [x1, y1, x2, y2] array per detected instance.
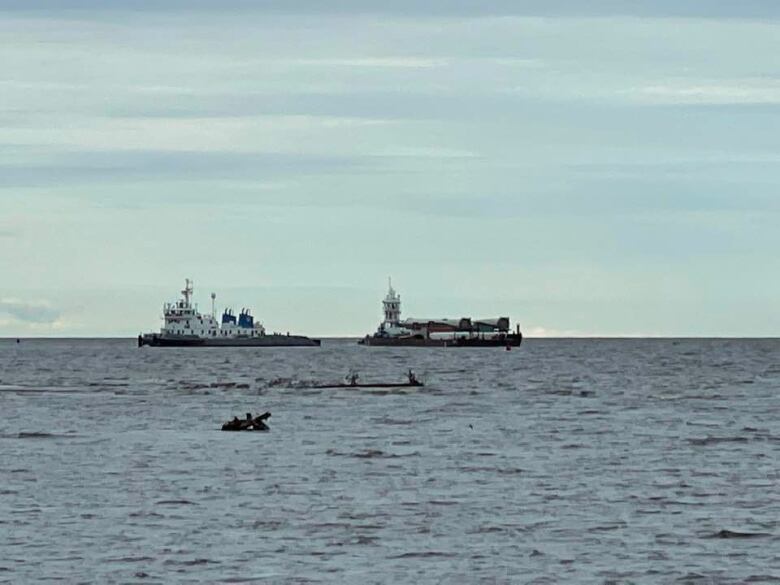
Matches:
[[312, 382, 424, 389], [139, 334, 320, 347], [359, 333, 522, 347]]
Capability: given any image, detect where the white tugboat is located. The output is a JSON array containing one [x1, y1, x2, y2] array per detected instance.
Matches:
[[359, 279, 522, 347], [138, 280, 320, 347]]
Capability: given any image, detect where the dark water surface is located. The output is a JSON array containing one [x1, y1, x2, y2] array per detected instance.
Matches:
[[1, 338, 778, 583]]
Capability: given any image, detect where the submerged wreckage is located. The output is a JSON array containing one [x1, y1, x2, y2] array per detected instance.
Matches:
[[311, 370, 423, 389], [221, 412, 271, 431]]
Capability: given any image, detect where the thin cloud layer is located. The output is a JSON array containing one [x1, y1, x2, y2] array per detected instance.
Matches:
[[5, 1, 780, 19], [0, 300, 62, 324], [1, 5, 779, 336]]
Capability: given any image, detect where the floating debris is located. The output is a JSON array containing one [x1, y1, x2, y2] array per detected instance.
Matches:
[[311, 370, 423, 389], [221, 412, 271, 431]]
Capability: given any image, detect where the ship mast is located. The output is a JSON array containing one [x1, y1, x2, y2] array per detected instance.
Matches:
[[211, 292, 216, 319], [181, 278, 193, 308]]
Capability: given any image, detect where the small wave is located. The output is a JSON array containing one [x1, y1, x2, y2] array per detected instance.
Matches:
[[251, 520, 285, 530], [307, 522, 352, 530], [689, 470, 719, 478], [372, 417, 414, 426], [589, 523, 626, 532], [688, 436, 749, 446], [326, 448, 398, 459], [470, 525, 506, 534], [87, 382, 128, 388], [744, 575, 780, 583], [12, 432, 76, 440], [353, 449, 389, 459], [705, 529, 770, 539], [268, 377, 296, 388], [686, 393, 728, 401], [155, 499, 197, 506], [686, 420, 721, 427], [178, 382, 210, 390], [389, 551, 457, 559], [675, 572, 712, 584], [459, 465, 496, 473], [163, 558, 220, 566], [106, 556, 155, 563], [220, 578, 279, 584], [128, 511, 164, 518], [0, 384, 82, 394]]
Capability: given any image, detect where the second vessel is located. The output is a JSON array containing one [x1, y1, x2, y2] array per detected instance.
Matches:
[[359, 280, 522, 347]]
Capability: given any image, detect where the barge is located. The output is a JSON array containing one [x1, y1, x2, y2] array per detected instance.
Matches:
[[359, 280, 522, 348]]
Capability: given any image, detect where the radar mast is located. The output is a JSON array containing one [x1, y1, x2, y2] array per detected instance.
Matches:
[[181, 279, 193, 308]]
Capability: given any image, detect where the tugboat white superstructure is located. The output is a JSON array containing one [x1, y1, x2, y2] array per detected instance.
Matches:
[[138, 280, 320, 347]]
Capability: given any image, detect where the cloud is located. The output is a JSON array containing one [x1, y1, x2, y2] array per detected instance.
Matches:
[[4, 0, 780, 19], [0, 299, 62, 324], [287, 57, 449, 69], [0, 149, 374, 189], [624, 80, 780, 105], [524, 326, 662, 338]]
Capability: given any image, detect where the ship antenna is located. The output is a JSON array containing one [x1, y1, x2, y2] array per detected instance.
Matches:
[[211, 292, 216, 318]]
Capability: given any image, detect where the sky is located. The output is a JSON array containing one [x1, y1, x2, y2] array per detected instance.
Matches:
[[1, 1, 779, 337]]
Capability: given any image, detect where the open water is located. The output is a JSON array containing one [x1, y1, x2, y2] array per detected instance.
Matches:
[[0, 338, 778, 584]]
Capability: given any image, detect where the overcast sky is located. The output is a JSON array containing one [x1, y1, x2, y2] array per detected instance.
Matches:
[[1, 1, 778, 337]]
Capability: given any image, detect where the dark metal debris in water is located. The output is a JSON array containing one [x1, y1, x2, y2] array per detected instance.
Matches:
[[221, 411, 271, 431], [311, 370, 424, 389]]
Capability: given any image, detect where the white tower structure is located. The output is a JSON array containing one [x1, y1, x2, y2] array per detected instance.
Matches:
[[382, 277, 401, 327]]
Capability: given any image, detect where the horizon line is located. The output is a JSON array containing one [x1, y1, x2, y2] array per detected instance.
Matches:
[[2, 336, 779, 341]]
